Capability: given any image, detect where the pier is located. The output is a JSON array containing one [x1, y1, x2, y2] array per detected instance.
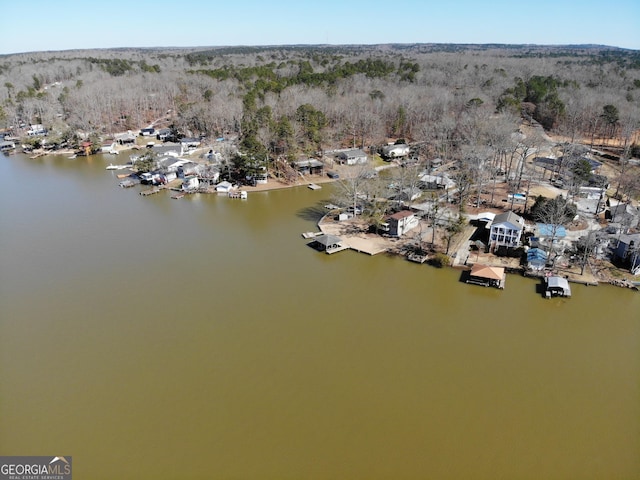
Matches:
[[140, 187, 161, 196]]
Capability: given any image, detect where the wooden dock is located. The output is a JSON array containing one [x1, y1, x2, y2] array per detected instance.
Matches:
[[140, 187, 161, 196], [408, 253, 429, 263]]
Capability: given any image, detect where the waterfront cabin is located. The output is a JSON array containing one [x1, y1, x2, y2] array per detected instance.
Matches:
[[293, 159, 324, 175], [386, 210, 419, 237], [466, 264, 506, 288], [101, 141, 117, 154], [215, 181, 234, 193], [177, 161, 203, 178], [309, 234, 347, 254], [336, 149, 368, 166], [115, 132, 136, 145], [545, 276, 571, 298], [182, 175, 199, 191]]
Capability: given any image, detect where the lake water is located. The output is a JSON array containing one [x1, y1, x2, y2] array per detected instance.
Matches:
[[1, 152, 639, 479]]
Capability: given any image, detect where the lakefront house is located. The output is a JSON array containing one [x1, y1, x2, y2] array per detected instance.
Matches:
[[489, 211, 525, 252]]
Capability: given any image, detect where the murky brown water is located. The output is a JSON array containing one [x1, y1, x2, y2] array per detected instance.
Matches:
[[1, 153, 639, 479]]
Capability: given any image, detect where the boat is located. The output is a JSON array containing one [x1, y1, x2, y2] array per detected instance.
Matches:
[[308, 183, 322, 190], [106, 164, 118, 170]]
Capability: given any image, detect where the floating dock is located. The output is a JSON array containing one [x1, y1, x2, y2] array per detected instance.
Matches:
[[140, 187, 161, 196]]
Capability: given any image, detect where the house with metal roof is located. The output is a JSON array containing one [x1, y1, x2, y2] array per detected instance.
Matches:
[[336, 149, 368, 165], [488, 211, 525, 252]]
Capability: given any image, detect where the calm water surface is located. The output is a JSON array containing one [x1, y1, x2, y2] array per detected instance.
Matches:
[[1, 153, 639, 479]]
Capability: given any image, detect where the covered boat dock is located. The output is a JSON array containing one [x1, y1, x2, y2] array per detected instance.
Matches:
[[545, 275, 572, 298], [466, 264, 506, 289]]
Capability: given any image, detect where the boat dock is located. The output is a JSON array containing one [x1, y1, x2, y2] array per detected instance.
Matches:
[[228, 190, 247, 199], [308, 183, 322, 190], [140, 187, 161, 196]]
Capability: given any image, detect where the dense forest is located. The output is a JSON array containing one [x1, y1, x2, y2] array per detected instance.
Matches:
[[1, 44, 639, 189]]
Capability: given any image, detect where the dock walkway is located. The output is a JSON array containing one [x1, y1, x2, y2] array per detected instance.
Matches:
[[140, 187, 162, 196]]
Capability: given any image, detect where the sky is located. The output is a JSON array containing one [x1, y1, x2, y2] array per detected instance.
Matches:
[[1, 0, 638, 55]]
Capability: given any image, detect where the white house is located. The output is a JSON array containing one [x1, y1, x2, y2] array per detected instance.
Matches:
[[101, 141, 117, 154], [489, 211, 525, 251], [386, 210, 419, 237], [180, 137, 201, 151], [215, 181, 234, 193], [182, 175, 200, 191], [336, 149, 368, 165]]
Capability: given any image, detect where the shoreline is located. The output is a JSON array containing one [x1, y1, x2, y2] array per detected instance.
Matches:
[[19, 147, 640, 292]]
